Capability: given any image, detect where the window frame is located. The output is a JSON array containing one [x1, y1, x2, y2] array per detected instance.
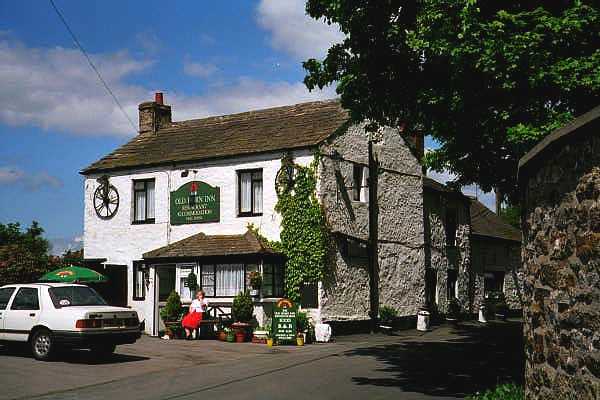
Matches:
[[10, 287, 40, 311], [199, 263, 247, 298], [352, 164, 369, 202], [132, 178, 156, 224], [0, 287, 16, 310], [237, 169, 263, 217], [262, 263, 285, 298], [132, 261, 146, 301]]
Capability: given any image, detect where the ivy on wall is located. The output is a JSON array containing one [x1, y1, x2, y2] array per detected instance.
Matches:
[[276, 154, 329, 302], [250, 154, 329, 303]]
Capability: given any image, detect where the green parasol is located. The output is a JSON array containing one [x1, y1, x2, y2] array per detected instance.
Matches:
[[40, 265, 108, 283]]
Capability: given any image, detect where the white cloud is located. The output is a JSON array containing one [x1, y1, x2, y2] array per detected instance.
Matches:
[[0, 38, 336, 137], [0, 166, 62, 191], [49, 236, 83, 256], [427, 169, 496, 211], [135, 31, 162, 54], [256, 0, 345, 60], [183, 61, 218, 79]]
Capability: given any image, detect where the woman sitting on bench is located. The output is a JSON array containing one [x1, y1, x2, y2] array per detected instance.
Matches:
[[182, 290, 208, 340]]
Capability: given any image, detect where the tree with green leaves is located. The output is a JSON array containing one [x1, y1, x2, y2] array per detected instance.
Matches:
[[0, 221, 53, 286], [304, 1, 600, 202]]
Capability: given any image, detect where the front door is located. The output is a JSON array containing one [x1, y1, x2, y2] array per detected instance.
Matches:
[[153, 265, 175, 336], [0, 287, 17, 339], [3, 287, 41, 342]]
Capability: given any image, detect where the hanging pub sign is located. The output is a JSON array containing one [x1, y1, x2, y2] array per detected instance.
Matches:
[[272, 298, 297, 344], [170, 181, 220, 225]]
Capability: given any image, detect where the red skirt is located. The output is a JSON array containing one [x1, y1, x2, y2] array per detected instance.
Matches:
[[182, 311, 203, 329]]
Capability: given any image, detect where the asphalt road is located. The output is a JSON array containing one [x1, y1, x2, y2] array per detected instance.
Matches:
[[0, 320, 523, 400]]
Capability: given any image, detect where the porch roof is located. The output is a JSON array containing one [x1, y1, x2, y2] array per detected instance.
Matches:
[[142, 229, 278, 260]]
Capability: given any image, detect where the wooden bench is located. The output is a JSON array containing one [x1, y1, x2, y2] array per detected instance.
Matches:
[[192, 303, 233, 339]]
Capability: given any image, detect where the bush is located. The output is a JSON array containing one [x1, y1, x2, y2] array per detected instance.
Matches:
[[466, 383, 523, 400], [160, 291, 182, 322], [232, 290, 254, 322], [379, 306, 397, 325]]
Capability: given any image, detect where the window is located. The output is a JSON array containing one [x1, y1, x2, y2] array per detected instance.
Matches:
[[0, 287, 15, 310], [300, 282, 318, 308], [10, 287, 40, 310], [352, 164, 369, 202], [445, 208, 457, 246], [133, 179, 155, 224], [341, 237, 368, 263], [216, 264, 245, 297], [484, 271, 505, 295], [201, 265, 215, 297], [133, 261, 145, 300], [238, 170, 263, 216], [49, 286, 107, 308], [176, 265, 198, 302], [262, 264, 284, 298], [447, 269, 458, 300]]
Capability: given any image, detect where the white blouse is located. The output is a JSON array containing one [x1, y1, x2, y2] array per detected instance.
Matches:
[[190, 298, 208, 313]]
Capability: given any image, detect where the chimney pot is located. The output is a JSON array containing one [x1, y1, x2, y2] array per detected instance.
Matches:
[[155, 92, 164, 105]]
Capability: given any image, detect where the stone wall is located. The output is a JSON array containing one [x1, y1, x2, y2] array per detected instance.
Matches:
[[521, 131, 600, 399], [318, 123, 425, 320], [423, 189, 471, 314]]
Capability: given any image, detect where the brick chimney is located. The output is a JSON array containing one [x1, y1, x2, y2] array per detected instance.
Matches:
[[138, 92, 172, 134]]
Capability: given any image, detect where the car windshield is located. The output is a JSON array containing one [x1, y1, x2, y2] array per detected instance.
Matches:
[[49, 286, 107, 307]]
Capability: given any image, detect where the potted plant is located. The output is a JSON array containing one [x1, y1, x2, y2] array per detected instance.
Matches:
[[232, 290, 254, 342], [296, 311, 310, 343], [249, 271, 262, 297], [160, 291, 182, 338], [379, 305, 397, 334], [225, 327, 235, 342], [266, 331, 274, 347], [446, 298, 461, 322], [296, 332, 305, 346]]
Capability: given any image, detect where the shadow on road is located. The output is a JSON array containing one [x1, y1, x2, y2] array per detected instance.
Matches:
[[345, 320, 524, 398], [0, 344, 150, 364]]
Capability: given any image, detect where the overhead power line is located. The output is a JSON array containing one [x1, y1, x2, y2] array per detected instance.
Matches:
[[48, 0, 138, 133]]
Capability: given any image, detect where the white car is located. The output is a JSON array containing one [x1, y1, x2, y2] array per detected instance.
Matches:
[[0, 283, 140, 360]]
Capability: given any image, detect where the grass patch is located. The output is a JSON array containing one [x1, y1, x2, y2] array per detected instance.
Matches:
[[467, 383, 524, 400]]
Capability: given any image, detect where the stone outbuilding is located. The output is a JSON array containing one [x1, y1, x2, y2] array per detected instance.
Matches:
[[519, 105, 600, 399]]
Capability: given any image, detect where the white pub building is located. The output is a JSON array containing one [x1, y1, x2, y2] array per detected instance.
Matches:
[[82, 93, 521, 336]]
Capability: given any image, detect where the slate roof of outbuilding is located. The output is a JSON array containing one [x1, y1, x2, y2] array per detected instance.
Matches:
[[469, 198, 521, 243], [142, 229, 277, 259], [81, 100, 348, 175]]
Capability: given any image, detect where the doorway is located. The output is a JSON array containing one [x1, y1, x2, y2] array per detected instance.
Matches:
[[89, 264, 127, 307], [153, 265, 175, 336]]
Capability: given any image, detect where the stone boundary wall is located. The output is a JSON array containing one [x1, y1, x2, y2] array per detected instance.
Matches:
[[521, 130, 600, 399]]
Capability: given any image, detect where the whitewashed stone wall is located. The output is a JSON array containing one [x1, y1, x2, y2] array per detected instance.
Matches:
[[423, 191, 471, 314], [318, 124, 425, 320], [84, 150, 314, 330]]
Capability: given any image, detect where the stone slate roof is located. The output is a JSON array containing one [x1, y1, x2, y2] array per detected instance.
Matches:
[[82, 100, 348, 175], [469, 198, 521, 243], [519, 104, 600, 178], [143, 230, 277, 259]]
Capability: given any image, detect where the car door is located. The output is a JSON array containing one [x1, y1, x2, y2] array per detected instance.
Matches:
[[0, 287, 17, 339], [3, 287, 41, 342]]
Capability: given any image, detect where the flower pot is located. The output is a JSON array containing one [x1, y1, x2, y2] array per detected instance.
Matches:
[[218, 331, 227, 341], [266, 338, 274, 347], [235, 332, 245, 343], [296, 336, 304, 346], [226, 333, 235, 342]]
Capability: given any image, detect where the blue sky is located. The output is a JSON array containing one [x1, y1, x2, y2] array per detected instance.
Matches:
[[0, 1, 491, 254]]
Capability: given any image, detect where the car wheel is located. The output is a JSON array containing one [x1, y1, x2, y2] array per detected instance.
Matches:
[[30, 329, 54, 361], [90, 343, 116, 357]]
